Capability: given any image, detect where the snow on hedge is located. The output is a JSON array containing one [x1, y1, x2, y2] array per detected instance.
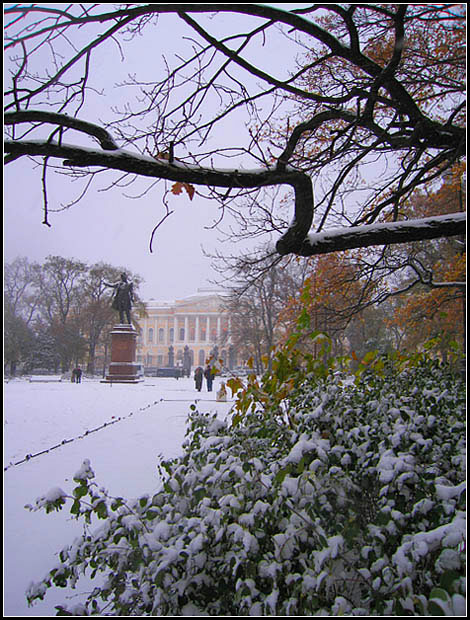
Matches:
[[26, 357, 465, 616]]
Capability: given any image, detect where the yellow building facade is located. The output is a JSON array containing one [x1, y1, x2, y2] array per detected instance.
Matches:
[[136, 290, 235, 373]]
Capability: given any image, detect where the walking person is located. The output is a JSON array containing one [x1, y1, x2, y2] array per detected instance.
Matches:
[[204, 364, 214, 392], [194, 366, 203, 392]]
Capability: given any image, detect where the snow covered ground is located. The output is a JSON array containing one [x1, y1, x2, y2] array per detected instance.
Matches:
[[4, 375, 234, 616]]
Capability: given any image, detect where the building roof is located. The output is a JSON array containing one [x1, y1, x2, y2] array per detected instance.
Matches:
[[144, 289, 228, 313]]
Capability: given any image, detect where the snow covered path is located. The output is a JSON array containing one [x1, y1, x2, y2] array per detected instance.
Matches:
[[4, 377, 234, 616]]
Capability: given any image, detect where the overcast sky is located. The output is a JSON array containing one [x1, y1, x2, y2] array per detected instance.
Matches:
[[4, 6, 299, 301], [4, 156, 230, 301]]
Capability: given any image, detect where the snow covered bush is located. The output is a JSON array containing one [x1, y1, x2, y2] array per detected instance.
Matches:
[[26, 352, 465, 616]]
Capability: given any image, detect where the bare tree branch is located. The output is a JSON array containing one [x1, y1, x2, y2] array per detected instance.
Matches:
[[4, 111, 119, 151], [408, 257, 466, 290], [4, 4, 466, 258]]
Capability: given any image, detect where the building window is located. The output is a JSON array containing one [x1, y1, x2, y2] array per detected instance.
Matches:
[[169, 328, 174, 343], [148, 328, 154, 343], [200, 324, 206, 341], [189, 325, 196, 341], [210, 317, 218, 342], [179, 327, 185, 341], [158, 328, 165, 343]]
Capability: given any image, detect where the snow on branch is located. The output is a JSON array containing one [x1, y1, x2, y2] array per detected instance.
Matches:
[[4, 130, 465, 260], [282, 213, 467, 257], [4, 111, 119, 151]]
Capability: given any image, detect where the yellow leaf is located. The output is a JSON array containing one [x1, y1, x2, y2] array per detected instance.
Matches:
[[227, 377, 243, 396]]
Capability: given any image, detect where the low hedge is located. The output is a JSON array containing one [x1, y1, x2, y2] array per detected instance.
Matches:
[[27, 354, 465, 616]]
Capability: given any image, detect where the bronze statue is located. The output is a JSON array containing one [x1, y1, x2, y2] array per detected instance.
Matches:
[[104, 273, 134, 324]]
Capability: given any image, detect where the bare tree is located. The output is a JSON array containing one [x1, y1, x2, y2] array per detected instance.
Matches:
[[4, 256, 40, 324], [4, 259, 37, 375], [4, 256, 145, 374], [225, 258, 301, 372], [79, 263, 145, 374], [4, 4, 465, 256]]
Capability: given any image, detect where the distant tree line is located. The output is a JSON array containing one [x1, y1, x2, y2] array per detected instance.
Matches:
[[223, 252, 399, 374], [4, 256, 143, 376]]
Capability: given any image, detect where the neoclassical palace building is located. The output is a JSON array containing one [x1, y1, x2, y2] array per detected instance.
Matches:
[[135, 290, 236, 372]]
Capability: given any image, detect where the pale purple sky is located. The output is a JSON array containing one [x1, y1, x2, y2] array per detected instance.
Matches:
[[4, 5, 302, 300], [4, 156, 228, 301]]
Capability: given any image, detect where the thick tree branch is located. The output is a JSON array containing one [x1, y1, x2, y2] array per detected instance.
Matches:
[[4, 111, 119, 151], [4, 133, 466, 258], [4, 136, 314, 250], [4, 5, 466, 261], [287, 213, 467, 257]]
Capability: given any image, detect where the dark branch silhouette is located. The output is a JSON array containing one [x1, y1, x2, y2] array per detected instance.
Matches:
[[4, 4, 466, 256]]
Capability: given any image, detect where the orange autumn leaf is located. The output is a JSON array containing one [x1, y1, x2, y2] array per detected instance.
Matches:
[[171, 182, 195, 200]]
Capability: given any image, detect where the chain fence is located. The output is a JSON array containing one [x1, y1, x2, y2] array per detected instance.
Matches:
[[4, 396, 234, 472]]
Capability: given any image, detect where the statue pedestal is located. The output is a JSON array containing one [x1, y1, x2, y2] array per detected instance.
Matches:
[[101, 324, 142, 384]]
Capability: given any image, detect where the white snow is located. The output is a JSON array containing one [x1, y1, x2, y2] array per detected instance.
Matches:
[[44, 487, 67, 502], [435, 481, 466, 501], [306, 212, 466, 246], [4, 375, 233, 616]]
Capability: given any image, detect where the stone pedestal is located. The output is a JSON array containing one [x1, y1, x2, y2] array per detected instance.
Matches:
[[101, 324, 142, 384]]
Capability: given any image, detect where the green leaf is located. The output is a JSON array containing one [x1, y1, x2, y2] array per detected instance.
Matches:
[[296, 456, 306, 474], [440, 569, 461, 591], [427, 600, 447, 616], [430, 587, 450, 602], [94, 501, 108, 519], [362, 350, 378, 365], [73, 485, 88, 499], [70, 499, 81, 516], [274, 464, 291, 485], [194, 487, 206, 502]]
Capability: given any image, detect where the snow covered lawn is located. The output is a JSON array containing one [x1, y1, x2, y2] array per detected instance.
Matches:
[[4, 376, 233, 616]]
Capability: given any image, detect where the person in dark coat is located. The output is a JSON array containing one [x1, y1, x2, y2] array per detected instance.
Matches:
[[204, 364, 215, 392], [194, 366, 203, 392], [72, 367, 82, 383]]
